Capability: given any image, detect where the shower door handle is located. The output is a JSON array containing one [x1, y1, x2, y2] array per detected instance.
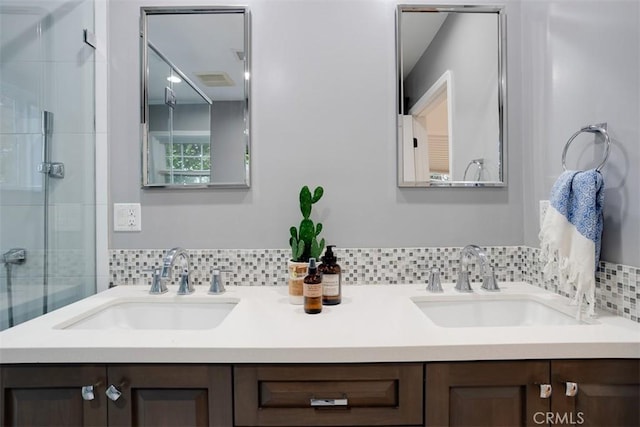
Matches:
[[38, 162, 65, 178]]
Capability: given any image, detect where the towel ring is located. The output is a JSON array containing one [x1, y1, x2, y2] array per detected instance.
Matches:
[[561, 123, 610, 172]]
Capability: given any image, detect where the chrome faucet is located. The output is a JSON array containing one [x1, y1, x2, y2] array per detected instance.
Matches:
[[160, 247, 193, 295], [426, 267, 444, 293], [148, 267, 166, 294], [208, 269, 225, 294], [455, 245, 500, 292], [2, 248, 26, 265]]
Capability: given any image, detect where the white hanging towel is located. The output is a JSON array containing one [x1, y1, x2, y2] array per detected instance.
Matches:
[[539, 169, 604, 318]]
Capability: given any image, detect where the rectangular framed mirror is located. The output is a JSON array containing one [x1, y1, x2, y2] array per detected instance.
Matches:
[[141, 6, 250, 188], [397, 5, 506, 187]]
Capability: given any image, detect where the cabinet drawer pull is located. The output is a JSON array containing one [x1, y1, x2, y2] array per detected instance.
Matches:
[[310, 398, 349, 407], [565, 381, 578, 397], [539, 384, 552, 398]]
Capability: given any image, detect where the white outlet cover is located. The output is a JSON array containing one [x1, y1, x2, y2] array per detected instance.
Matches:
[[114, 203, 141, 231]]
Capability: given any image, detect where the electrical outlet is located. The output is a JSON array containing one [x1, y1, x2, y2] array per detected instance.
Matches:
[[114, 203, 141, 232]]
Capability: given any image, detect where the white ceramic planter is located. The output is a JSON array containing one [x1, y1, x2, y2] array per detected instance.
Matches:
[[287, 260, 308, 305]]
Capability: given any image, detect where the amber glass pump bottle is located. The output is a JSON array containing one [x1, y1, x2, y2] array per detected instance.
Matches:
[[303, 258, 322, 314], [319, 245, 341, 305]]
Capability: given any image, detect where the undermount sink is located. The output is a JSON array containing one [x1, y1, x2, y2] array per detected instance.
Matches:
[[58, 299, 238, 330], [412, 297, 586, 328]]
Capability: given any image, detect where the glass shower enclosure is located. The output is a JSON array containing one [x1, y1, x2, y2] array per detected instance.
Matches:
[[0, 0, 96, 330]]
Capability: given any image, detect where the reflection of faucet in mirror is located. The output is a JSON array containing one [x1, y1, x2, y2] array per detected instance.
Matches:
[[463, 158, 485, 181], [160, 247, 193, 294], [455, 245, 499, 292]]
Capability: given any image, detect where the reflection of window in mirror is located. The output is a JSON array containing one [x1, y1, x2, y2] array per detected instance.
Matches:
[[149, 132, 211, 184]]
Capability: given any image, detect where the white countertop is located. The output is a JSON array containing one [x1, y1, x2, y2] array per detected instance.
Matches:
[[1, 282, 638, 364]]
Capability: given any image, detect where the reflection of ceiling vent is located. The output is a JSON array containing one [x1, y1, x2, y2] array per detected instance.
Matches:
[[195, 72, 235, 87]]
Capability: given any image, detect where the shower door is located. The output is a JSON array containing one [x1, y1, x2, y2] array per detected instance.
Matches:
[[0, 0, 96, 330]]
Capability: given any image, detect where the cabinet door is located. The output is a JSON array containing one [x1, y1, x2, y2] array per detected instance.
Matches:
[[426, 361, 550, 427], [0, 364, 107, 427], [234, 363, 424, 426], [551, 359, 640, 427], [105, 364, 232, 427]]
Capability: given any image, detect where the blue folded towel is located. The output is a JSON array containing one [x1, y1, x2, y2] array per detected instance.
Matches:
[[539, 169, 604, 318]]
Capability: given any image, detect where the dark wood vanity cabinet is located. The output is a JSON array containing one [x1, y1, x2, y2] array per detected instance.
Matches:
[[426, 361, 549, 427], [0, 365, 107, 427], [550, 359, 640, 427], [107, 364, 233, 427], [0, 364, 233, 427], [425, 359, 640, 427], [2, 360, 638, 427], [233, 363, 424, 426]]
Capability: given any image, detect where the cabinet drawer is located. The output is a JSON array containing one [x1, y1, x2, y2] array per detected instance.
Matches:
[[234, 363, 423, 426]]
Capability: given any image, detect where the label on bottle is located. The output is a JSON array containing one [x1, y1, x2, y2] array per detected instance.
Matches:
[[304, 282, 322, 298], [322, 274, 340, 296]]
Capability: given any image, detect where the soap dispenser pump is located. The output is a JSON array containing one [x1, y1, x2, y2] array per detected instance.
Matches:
[[319, 245, 341, 305]]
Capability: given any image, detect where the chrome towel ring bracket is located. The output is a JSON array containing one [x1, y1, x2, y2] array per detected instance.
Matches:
[[561, 123, 611, 172]]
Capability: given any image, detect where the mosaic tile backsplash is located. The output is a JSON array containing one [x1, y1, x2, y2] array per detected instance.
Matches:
[[110, 246, 639, 323]]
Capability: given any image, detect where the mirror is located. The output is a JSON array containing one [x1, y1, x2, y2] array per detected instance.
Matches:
[[396, 5, 506, 187], [141, 7, 250, 188]]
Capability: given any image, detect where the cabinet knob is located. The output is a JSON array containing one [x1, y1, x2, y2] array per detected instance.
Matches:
[[565, 381, 578, 397], [105, 384, 123, 401], [539, 384, 552, 398], [81, 381, 103, 401], [81, 385, 96, 401]]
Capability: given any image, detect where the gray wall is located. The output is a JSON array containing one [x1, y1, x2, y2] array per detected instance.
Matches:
[[108, 0, 524, 252], [149, 104, 209, 132], [211, 101, 246, 183], [404, 13, 500, 181], [520, 0, 640, 266], [109, 0, 640, 267]]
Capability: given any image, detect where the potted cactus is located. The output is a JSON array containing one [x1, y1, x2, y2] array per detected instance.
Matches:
[[288, 185, 325, 304]]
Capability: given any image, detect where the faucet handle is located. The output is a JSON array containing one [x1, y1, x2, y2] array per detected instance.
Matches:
[[147, 268, 168, 294], [455, 270, 473, 292], [426, 267, 443, 293], [481, 266, 500, 291], [208, 269, 227, 294], [176, 269, 194, 295]]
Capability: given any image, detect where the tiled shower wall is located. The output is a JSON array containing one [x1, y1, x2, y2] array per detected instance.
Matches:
[[109, 246, 638, 323]]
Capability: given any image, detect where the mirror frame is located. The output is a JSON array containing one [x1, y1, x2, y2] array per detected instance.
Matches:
[[396, 5, 507, 188], [140, 6, 251, 189]]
